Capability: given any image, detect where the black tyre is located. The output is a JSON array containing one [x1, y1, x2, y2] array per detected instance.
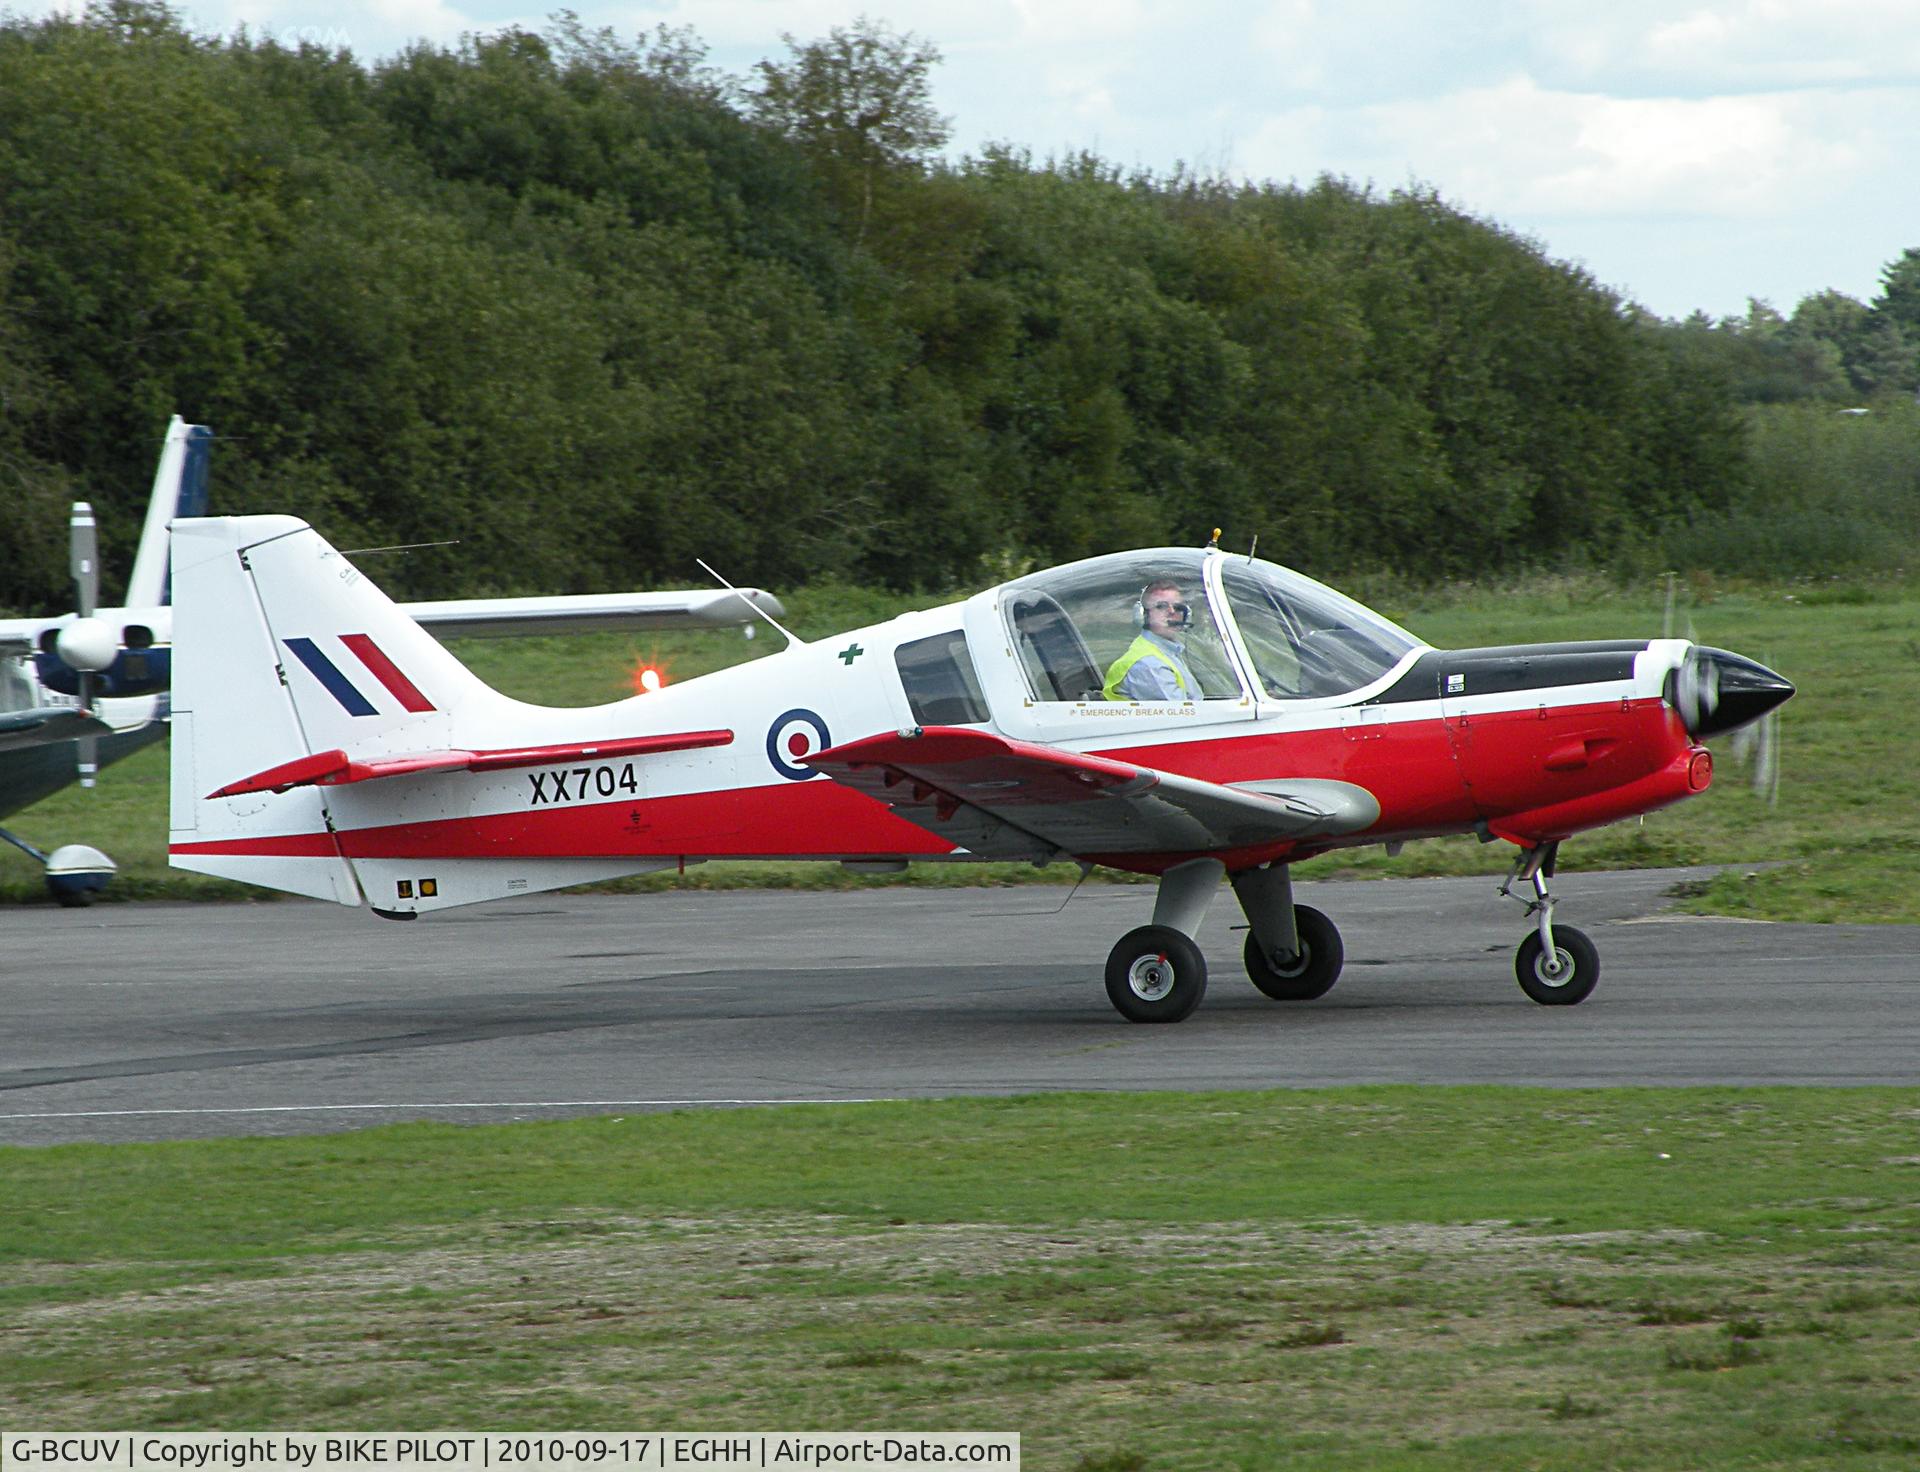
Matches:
[[1243, 905, 1345, 1001], [1515, 925, 1599, 1006], [1104, 925, 1208, 1023]]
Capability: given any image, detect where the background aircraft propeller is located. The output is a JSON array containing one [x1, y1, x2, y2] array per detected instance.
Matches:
[[55, 501, 113, 788]]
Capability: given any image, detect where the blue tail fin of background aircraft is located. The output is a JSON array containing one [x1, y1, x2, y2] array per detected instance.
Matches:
[[125, 416, 213, 610]]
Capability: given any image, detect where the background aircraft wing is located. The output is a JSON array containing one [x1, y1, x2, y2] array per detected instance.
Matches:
[[806, 727, 1378, 864], [0, 707, 113, 754], [401, 589, 784, 638]]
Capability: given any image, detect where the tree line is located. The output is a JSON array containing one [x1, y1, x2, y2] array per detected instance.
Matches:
[[1, 3, 1912, 612]]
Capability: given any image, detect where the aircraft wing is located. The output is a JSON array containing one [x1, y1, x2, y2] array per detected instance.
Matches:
[[0, 706, 113, 754], [805, 727, 1378, 864], [401, 589, 784, 638]]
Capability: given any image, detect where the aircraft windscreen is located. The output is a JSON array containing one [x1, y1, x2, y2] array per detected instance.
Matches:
[[1219, 559, 1420, 699], [1001, 550, 1242, 703]]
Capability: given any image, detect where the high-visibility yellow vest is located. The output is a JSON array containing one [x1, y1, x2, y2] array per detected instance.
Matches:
[[1103, 634, 1191, 702]]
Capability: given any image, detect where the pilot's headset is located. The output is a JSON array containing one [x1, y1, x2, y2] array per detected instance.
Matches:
[[1134, 583, 1193, 631]]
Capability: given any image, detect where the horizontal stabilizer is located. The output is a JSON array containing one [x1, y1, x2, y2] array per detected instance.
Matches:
[[210, 729, 735, 798]]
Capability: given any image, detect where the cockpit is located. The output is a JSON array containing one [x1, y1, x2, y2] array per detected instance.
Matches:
[[996, 547, 1422, 705]]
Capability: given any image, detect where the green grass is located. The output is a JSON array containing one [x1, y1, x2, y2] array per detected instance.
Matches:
[[4, 1089, 1920, 1467], [6, 573, 1915, 920]]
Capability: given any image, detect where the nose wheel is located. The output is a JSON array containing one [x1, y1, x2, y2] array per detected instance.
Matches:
[[1515, 926, 1599, 1005]]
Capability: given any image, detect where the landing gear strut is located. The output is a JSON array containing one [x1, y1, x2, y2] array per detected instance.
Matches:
[[1500, 842, 1599, 1005], [1233, 862, 1344, 1001]]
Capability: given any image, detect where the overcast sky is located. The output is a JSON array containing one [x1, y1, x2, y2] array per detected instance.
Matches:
[[40, 0, 1920, 319]]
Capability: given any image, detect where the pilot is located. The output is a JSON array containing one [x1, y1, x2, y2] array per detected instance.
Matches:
[[1104, 579, 1201, 702]]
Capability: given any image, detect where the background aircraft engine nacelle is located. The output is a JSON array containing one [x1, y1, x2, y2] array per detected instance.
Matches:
[[52, 617, 118, 672], [33, 641, 171, 698]]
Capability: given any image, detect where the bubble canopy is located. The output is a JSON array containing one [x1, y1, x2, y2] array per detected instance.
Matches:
[[995, 548, 1423, 704]]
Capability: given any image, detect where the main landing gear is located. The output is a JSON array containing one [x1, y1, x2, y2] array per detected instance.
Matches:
[[0, 827, 116, 907], [1102, 859, 1345, 1023], [1500, 841, 1599, 1006]]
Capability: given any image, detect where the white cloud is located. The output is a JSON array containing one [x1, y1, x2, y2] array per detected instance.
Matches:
[[1239, 73, 1903, 219], [1522, 0, 1920, 90]]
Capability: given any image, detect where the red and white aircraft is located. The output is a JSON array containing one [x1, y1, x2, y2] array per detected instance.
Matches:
[[169, 518, 1792, 1022]]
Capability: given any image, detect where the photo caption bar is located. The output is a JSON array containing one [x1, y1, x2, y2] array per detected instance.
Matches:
[[2, 1435, 1018, 1472]]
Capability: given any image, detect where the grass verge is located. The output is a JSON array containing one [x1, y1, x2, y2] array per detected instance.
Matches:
[[4, 1088, 1919, 1468]]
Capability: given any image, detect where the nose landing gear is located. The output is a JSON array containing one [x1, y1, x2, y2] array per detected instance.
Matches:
[[1500, 842, 1599, 1005]]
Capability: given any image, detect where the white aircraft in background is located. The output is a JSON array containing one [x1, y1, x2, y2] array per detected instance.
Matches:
[[0, 418, 784, 904]]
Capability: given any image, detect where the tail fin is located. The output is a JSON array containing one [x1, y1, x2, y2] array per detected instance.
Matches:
[[167, 515, 514, 905], [124, 415, 212, 609]]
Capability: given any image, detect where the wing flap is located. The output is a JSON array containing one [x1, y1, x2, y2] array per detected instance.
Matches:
[[210, 729, 733, 798], [806, 727, 1378, 862]]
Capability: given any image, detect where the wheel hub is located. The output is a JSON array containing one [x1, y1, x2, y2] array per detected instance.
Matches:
[[1533, 948, 1573, 985], [1266, 944, 1310, 979], [1127, 953, 1176, 1002]]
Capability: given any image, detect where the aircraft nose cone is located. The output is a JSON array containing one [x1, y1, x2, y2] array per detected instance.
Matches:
[[1669, 646, 1795, 739]]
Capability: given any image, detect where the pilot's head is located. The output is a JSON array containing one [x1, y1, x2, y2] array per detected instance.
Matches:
[[1140, 580, 1192, 640]]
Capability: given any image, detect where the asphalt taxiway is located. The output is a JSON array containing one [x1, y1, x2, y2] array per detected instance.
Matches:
[[2, 868, 1915, 1145]]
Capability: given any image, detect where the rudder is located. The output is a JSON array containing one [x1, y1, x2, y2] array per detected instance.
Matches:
[[167, 516, 514, 904]]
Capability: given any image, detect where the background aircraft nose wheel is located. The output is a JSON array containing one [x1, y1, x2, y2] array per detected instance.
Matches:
[[1243, 904, 1344, 1001], [1515, 926, 1599, 1005], [1104, 925, 1208, 1023]]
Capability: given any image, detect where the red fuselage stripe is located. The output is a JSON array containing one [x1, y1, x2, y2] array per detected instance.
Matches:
[[172, 698, 1696, 867], [171, 832, 342, 858]]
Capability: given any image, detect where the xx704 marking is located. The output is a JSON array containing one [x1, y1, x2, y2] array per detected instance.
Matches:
[[528, 763, 639, 806]]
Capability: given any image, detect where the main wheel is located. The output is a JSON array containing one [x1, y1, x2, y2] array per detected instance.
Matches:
[[1515, 926, 1599, 1006], [1243, 905, 1345, 1001], [1104, 925, 1208, 1023]]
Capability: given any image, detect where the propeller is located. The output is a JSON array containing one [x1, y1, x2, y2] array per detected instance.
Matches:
[[1661, 580, 1793, 802], [56, 501, 111, 788]]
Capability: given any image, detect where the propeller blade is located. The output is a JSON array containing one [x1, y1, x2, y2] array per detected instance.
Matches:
[[1759, 708, 1781, 805], [1725, 704, 1782, 804], [69, 501, 105, 787], [70, 501, 99, 619]]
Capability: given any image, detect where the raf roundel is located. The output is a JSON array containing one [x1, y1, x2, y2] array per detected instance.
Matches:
[[766, 708, 832, 781]]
